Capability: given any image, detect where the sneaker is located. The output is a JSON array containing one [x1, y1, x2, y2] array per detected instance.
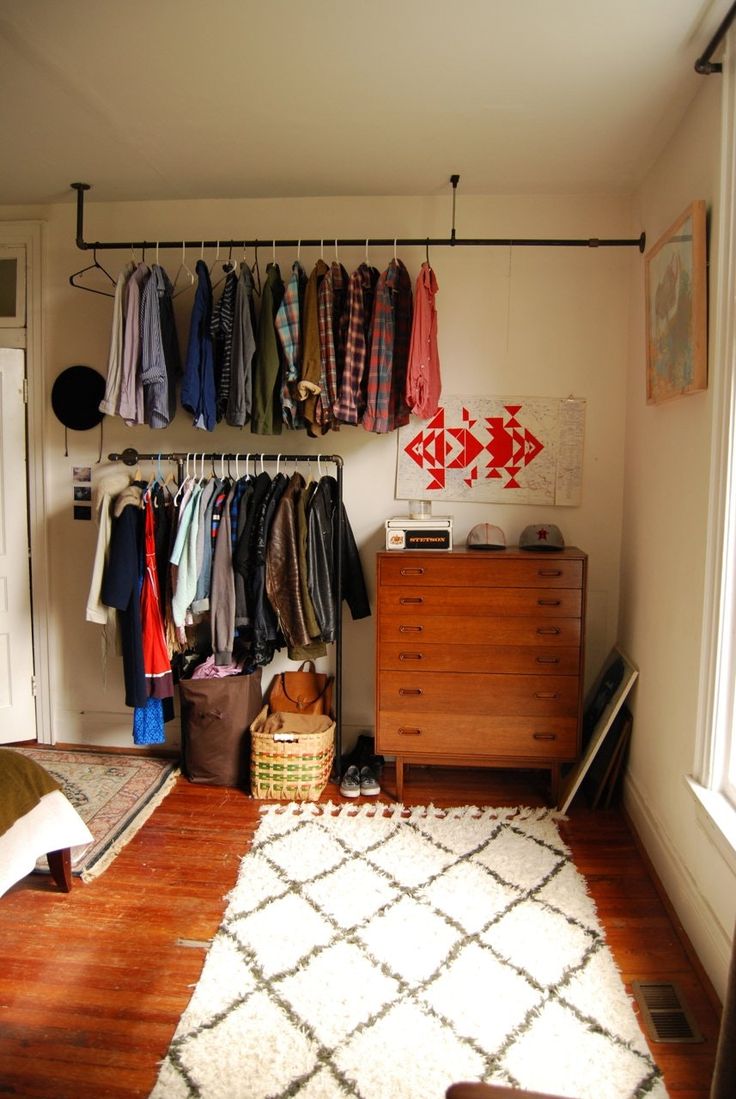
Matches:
[[359, 765, 380, 797], [339, 765, 361, 798]]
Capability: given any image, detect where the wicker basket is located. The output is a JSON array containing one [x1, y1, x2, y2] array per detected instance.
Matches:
[[250, 706, 335, 801]]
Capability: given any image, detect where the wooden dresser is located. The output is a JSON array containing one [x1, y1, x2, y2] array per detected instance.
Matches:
[[375, 547, 587, 802]]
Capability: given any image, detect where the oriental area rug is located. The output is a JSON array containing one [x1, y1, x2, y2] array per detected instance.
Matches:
[[150, 803, 668, 1099], [13, 746, 179, 882]]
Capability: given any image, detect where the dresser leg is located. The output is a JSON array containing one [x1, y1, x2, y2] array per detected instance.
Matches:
[[549, 764, 561, 807], [395, 758, 404, 801]]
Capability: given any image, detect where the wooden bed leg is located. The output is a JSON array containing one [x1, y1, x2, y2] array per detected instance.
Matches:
[[47, 848, 72, 892]]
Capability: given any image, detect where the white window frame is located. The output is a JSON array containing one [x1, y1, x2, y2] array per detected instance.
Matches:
[[691, 35, 736, 864]]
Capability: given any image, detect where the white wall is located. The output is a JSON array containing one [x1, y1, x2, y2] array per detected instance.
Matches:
[[621, 75, 735, 1002], [2, 192, 631, 760]]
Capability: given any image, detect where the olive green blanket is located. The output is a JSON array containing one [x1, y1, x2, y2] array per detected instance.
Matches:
[[0, 748, 61, 838]]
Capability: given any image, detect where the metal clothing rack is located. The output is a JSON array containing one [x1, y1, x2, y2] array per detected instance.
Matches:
[[107, 447, 346, 775], [695, 0, 736, 74], [70, 178, 647, 254]]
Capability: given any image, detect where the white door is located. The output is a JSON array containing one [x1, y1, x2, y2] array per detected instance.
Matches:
[[0, 347, 36, 742]]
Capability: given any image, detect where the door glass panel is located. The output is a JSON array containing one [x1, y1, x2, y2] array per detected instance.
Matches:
[[0, 248, 25, 326], [0, 259, 17, 318]]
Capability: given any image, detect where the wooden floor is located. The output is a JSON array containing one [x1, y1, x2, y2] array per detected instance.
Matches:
[[0, 763, 722, 1099]]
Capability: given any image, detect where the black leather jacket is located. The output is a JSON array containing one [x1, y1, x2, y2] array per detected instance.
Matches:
[[306, 476, 370, 643]]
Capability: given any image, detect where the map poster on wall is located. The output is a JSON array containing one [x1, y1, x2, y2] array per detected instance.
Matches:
[[396, 396, 586, 506]]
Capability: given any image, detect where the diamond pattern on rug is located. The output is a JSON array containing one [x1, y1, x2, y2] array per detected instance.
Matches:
[[275, 939, 400, 1047], [334, 1001, 487, 1099], [150, 804, 669, 1099]]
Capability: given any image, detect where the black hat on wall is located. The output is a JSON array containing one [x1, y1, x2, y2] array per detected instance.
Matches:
[[51, 365, 106, 431]]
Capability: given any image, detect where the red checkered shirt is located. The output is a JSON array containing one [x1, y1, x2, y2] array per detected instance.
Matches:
[[333, 263, 380, 425], [363, 258, 413, 434], [317, 262, 349, 430]]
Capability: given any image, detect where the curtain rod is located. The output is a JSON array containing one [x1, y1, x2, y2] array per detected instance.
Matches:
[[70, 182, 647, 253], [695, 0, 736, 74]]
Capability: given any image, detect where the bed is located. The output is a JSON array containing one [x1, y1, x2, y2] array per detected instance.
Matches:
[[0, 747, 93, 896]]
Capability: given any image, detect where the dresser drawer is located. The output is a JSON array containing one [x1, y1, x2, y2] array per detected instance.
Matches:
[[378, 671, 580, 716], [378, 614, 582, 648], [379, 642, 581, 675], [376, 713, 578, 759], [378, 585, 582, 618], [379, 554, 583, 590]]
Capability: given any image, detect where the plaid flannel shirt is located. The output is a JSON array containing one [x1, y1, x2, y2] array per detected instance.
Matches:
[[275, 261, 306, 429], [317, 262, 349, 429], [333, 263, 379, 425], [362, 258, 413, 434]]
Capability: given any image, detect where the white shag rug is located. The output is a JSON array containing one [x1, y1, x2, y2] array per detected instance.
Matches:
[[150, 803, 668, 1099]]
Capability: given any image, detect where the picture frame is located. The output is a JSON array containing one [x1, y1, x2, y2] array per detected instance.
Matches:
[[556, 645, 639, 813], [645, 199, 707, 404]]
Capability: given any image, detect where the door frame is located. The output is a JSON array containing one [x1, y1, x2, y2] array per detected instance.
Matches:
[[0, 220, 52, 743]]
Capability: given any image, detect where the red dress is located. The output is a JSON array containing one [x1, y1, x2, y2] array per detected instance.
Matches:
[[140, 499, 174, 699]]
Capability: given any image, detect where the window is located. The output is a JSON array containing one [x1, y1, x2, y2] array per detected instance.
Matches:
[[692, 35, 736, 858], [0, 246, 25, 327]]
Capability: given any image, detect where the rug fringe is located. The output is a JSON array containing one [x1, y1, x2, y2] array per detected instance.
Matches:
[[80, 769, 180, 883], [259, 801, 567, 821]]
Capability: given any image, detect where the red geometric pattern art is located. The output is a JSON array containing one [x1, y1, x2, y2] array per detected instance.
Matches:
[[404, 404, 545, 491]]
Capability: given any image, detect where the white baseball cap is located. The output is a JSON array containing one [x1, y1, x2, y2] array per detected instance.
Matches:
[[467, 523, 506, 550]]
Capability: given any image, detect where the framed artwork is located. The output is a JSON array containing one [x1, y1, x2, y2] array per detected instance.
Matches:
[[556, 646, 638, 813], [645, 200, 707, 404]]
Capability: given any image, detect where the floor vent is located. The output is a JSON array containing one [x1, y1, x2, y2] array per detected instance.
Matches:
[[632, 980, 703, 1043]]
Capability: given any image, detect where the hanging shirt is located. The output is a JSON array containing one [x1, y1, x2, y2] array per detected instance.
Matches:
[[275, 260, 307, 429], [181, 260, 216, 431], [226, 263, 257, 428], [406, 262, 441, 418], [157, 265, 181, 423], [299, 259, 329, 436], [317, 261, 349, 431], [363, 258, 413, 434], [99, 262, 135, 417], [140, 264, 172, 429], [118, 263, 150, 425], [333, 262, 379, 425], [251, 262, 285, 435], [211, 267, 237, 421]]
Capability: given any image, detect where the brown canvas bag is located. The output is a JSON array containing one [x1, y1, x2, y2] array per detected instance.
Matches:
[[179, 669, 263, 787]]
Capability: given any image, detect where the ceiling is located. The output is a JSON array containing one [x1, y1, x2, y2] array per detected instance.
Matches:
[[0, 0, 729, 207]]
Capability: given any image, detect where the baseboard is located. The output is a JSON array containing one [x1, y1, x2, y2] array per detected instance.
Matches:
[[624, 772, 730, 1006]]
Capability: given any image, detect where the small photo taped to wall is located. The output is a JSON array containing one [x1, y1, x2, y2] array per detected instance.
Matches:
[[73, 485, 92, 502], [73, 466, 92, 483]]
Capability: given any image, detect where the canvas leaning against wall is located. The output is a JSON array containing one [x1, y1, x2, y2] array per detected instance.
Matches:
[[644, 199, 708, 404], [396, 395, 586, 506]]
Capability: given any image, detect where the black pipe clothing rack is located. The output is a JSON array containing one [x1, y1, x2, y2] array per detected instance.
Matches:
[[107, 447, 345, 776], [70, 179, 647, 254], [695, 0, 736, 74]]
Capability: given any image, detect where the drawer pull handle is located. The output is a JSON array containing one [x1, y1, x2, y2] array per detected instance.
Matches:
[[399, 625, 423, 633], [538, 568, 563, 577], [399, 652, 423, 661], [532, 732, 557, 741], [538, 598, 561, 606], [534, 691, 559, 700], [537, 626, 561, 636], [400, 597, 424, 605], [400, 567, 425, 576], [399, 687, 422, 696], [398, 727, 422, 736], [536, 656, 560, 664]]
